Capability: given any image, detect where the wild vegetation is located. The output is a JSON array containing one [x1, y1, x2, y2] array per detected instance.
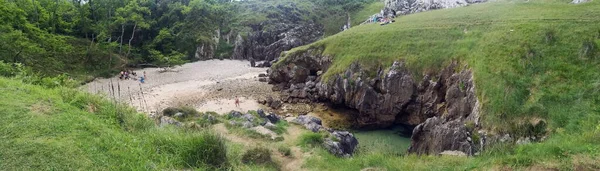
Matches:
[[0, 0, 380, 82], [277, 0, 600, 169]]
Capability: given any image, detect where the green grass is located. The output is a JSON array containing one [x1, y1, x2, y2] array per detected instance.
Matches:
[[297, 132, 325, 148], [278, 0, 600, 169], [0, 77, 232, 170], [268, 121, 290, 135]]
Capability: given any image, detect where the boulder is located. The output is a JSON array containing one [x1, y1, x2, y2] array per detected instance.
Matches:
[[291, 115, 323, 132], [258, 73, 267, 77], [250, 126, 280, 140], [242, 113, 255, 122], [159, 116, 182, 127], [259, 78, 268, 82], [266, 113, 281, 123], [228, 111, 243, 118], [323, 131, 359, 157], [257, 109, 267, 118], [264, 122, 277, 130]]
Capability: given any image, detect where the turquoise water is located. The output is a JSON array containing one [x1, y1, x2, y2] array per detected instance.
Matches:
[[352, 126, 412, 156]]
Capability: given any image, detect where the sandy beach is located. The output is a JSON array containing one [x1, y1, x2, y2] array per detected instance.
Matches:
[[84, 60, 277, 117]]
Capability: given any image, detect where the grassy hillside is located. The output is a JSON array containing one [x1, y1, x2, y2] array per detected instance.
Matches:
[[0, 77, 276, 170], [280, 0, 600, 169]]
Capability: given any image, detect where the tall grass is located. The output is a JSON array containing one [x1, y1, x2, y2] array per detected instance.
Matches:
[[0, 77, 228, 170]]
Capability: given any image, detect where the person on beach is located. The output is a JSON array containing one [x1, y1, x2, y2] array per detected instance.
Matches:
[[140, 76, 145, 83], [235, 96, 240, 107]]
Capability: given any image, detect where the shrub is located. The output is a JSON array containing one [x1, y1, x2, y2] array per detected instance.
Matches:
[[278, 146, 292, 157], [184, 132, 228, 169], [298, 132, 324, 148], [162, 106, 199, 118], [241, 147, 272, 165]]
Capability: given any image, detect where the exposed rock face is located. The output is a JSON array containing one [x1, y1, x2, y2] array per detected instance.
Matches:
[[383, 0, 487, 15], [324, 131, 359, 157], [194, 43, 215, 60], [232, 4, 323, 63], [269, 48, 481, 155]]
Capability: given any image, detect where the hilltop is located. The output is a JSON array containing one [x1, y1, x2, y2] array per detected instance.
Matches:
[[270, 0, 600, 169]]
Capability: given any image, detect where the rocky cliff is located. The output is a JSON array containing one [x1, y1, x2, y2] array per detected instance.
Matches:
[[383, 0, 487, 15], [232, 4, 323, 64], [269, 49, 481, 155]]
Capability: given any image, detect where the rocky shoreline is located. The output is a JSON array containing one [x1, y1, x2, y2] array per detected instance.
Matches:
[[267, 48, 483, 155]]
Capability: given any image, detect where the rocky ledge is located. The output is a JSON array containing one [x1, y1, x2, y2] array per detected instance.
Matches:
[[383, 0, 487, 16], [232, 4, 323, 67], [268, 49, 482, 155]]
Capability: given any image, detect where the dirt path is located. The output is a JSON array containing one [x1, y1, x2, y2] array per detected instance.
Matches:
[[213, 123, 308, 171], [84, 60, 277, 117]]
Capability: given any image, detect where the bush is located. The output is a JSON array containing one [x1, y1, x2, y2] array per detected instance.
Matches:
[[162, 106, 199, 118], [184, 132, 228, 169], [278, 146, 292, 157], [241, 147, 272, 165], [298, 132, 324, 148]]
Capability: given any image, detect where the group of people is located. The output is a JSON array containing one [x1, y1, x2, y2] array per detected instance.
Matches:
[[367, 9, 397, 26], [119, 70, 147, 83]]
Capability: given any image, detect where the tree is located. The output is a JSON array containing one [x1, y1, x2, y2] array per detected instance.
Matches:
[[115, 0, 150, 58]]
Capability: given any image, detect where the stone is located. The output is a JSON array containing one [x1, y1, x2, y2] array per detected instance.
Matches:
[[516, 137, 532, 145], [173, 112, 184, 118], [439, 151, 467, 157], [250, 126, 279, 140], [228, 111, 243, 118], [269, 99, 283, 109], [500, 134, 512, 143], [291, 115, 323, 132], [323, 131, 359, 157], [257, 109, 267, 118], [258, 78, 268, 82], [242, 114, 255, 122], [159, 116, 182, 127], [258, 73, 267, 77], [266, 113, 281, 123], [242, 121, 254, 128], [264, 122, 277, 129]]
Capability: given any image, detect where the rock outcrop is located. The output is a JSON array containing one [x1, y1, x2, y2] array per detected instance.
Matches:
[[269, 48, 482, 155], [231, 4, 323, 64], [291, 115, 323, 132], [324, 130, 359, 157], [383, 0, 487, 16]]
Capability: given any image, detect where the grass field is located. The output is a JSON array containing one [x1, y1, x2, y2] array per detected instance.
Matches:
[[279, 0, 600, 169], [0, 77, 276, 170]]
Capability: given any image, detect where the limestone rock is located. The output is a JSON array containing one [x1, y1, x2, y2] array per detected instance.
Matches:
[[323, 131, 359, 157], [291, 115, 323, 132], [383, 0, 487, 16], [159, 116, 182, 127], [228, 111, 243, 118]]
